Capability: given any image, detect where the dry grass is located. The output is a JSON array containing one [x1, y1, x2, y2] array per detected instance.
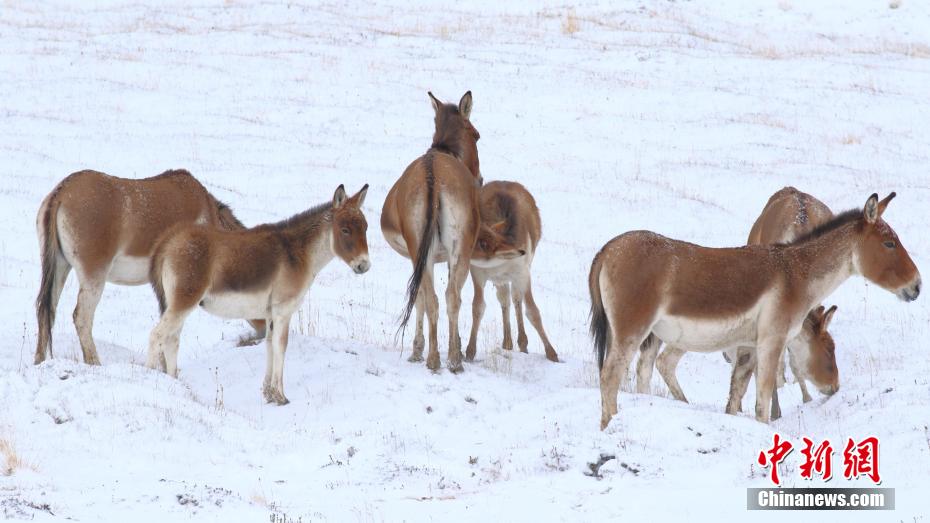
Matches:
[[840, 134, 863, 145], [778, 0, 793, 11], [889, 0, 901, 9], [0, 437, 34, 476], [561, 9, 580, 36]]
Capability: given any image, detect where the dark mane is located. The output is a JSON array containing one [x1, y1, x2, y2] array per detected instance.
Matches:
[[429, 104, 466, 158], [783, 208, 861, 246], [254, 201, 333, 235]]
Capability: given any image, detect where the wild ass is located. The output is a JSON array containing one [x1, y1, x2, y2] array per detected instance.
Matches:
[[467, 181, 559, 362], [382, 91, 511, 372], [589, 193, 920, 429], [147, 185, 370, 405], [641, 187, 840, 419], [35, 169, 263, 366]]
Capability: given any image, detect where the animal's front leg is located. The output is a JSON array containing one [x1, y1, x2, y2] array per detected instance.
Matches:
[[267, 315, 291, 405], [262, 318, 275, 403], [754, 335, 787, 423]]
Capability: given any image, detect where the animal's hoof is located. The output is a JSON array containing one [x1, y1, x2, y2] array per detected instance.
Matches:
[[465, 345, 477, 362], [502, 341, 513, 351], [275, 396, 290, 406], [448, 360, 464, 374], [407, 353, 424, 363], [85, 356, 102, 366], [426, 354, 441, 371], [545, 351, 560, 363]]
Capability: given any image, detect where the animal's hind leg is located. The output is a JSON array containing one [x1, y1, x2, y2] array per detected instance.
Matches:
[[494, 283, 513, 350], [465, 272, 486, 362], [147, 308, 191, 378], [726, 347, 755, 415], [511, 288, 528, 353], [35, 257, 71, 363], [444, 253, 470, 373], [263, 315, 291, 405], [73, 276, 105, 365], [520, 281, 558, 362], [600, 334, 642, 430], [656, 346, 688, 402], [407, 290, 427, 362], [420, 268, 441, 371], [635, 335, 660, 395]]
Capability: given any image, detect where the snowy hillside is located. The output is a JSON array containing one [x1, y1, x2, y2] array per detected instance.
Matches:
[[1, 0, 929, 521]]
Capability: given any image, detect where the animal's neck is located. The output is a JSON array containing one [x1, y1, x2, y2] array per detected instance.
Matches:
[[308, 224, 336, 277], [783, 223, 858, 306]]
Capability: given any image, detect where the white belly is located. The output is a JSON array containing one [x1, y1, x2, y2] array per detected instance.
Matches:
[[107, 255, 150, 285], [200, 291, 270, 319], [652, 313, 759, 353]]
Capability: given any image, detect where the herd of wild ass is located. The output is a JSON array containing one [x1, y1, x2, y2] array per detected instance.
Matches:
[[32, 92, 922, 429]]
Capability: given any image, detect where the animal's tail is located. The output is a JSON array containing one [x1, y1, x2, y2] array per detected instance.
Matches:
[[589, 249, 610, 370], [35, 194, 66, 364], [399, 154, 438, 332], [149, 240, 168, 316]]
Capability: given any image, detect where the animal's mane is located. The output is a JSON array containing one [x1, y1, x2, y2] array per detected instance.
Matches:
[[781, 208, 861, 246], [254, 201, 333, 235], [429, 104, 466, 159]]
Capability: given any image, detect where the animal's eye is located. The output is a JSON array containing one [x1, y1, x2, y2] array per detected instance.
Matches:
[[479, 240, 488, 250], [341, 227, 351, 235], [883, 240, 896, 249]]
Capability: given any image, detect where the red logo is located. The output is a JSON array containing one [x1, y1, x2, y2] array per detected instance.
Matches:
[[757, 434, 881, 485]]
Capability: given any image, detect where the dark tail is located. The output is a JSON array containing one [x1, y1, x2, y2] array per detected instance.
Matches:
[[35, 196, 65, 364], [149, 241, 168, 316], [399, 154, 438, 331], [589, 249, 610, 370], [215, 199, 246, 231]]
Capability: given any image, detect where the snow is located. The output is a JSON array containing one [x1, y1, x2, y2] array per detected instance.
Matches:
[[1, 0, 929, 520]]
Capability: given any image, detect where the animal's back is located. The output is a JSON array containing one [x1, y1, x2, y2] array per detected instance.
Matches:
[[479, 181, 541, 252], [748, 187, 833, 245]]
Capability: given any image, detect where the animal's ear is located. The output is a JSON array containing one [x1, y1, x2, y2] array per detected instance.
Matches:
[[876, 192, 896, 219], [353, 184, 369, 207], [863, 193, 880, 223], [490, 220, 507, 233], [333, 184, 347, 209], [459, 91, 473, 120], [821, 305, 837, 333], [428, 91, 442, 114], [814, 305, 826, 317]]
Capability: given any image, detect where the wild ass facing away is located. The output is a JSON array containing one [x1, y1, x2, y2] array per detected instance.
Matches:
[[467, 181, 559, 362], [381, 91, 489, 373], [641, 187, 840, 419], [589, 193, 920, 429], [35, 169, 263, 366], [148, 185, 370, 405]]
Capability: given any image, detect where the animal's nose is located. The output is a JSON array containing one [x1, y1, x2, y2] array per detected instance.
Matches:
[[354, 259, 370, 274]]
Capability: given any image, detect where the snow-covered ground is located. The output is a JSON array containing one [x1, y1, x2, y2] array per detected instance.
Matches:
[[1, 0, 929, 520]]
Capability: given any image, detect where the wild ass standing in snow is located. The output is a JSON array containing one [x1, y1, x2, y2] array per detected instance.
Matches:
[[467, 181, 559, 362], [642, 187, 840, 419], [147, 185, 370, 405], [382, 91, 522, 372], [589, 193, 920, 429], [35, 169, 264, 366]]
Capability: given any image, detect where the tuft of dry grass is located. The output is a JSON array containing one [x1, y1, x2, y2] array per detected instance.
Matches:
[[0, 437, 34, 476], [889, 0, 901, 9], [561, 9, 580, 36], [840, 134, 862, 145]]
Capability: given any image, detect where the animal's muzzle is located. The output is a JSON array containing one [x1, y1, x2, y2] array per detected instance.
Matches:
[[901, 277, 921, 302], [352, 257, 371, 274]]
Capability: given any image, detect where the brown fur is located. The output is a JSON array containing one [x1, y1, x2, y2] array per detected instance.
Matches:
[[382, 91, 502, 373], [590, 193, 920, 429], [467, 181, 557, 362], [147, 185, 370, 405], [34, 169, 262, 366]]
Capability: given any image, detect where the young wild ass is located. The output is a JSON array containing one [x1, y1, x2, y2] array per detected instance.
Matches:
[[382, 91, 515, 372], [147, 185, 370, 405], [35, 169, 263, 366], [467, 181, 559, 362], [642, 187, 840, 419], [589, 193, 920, 429]]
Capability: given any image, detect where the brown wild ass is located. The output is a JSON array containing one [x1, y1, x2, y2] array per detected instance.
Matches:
[[589, 193, 920, 429], [642, 187, 839, 419], [35, 169, 263, 366], [467, 181, 559, 362], [147, 185, 370, 405], [382, 91, 515, 372]]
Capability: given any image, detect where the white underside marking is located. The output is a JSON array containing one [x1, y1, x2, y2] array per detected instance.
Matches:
[[201, 290, 271, 319], [107, 255, 150, 285]]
